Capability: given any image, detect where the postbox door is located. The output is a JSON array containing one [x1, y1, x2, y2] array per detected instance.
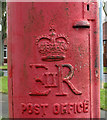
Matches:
[[8, 2, 99, 118]]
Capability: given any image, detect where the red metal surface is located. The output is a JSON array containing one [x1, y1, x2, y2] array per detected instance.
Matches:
[[8, 1, 100, 118]]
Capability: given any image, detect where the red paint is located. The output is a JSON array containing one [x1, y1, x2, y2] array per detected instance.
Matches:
[[8, 1, 100, 118]]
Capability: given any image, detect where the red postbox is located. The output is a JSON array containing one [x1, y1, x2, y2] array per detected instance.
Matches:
[[8, 1, 100, 118]]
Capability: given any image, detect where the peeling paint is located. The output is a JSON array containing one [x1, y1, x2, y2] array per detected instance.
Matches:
[[95, 56, 98, 68]]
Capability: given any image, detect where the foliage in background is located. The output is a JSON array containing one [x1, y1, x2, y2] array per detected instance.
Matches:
[[100, 89, 107, 110], [2, 2, 7, 40], [0, 65, 7, 69], [0, 76, 8, 93], [103, 67, 107, 73], [104, 83, 107, 89], [0, 2, 7, 66], [0, 71, 4, 76]]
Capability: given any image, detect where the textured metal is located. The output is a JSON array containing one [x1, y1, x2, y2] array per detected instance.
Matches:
[[8, 1, 100, 118]]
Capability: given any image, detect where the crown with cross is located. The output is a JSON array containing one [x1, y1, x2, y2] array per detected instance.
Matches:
[[36, 26, 69, 62]]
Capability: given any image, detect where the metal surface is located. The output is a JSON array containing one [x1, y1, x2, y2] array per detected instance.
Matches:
[[8, 1, 100, 118]]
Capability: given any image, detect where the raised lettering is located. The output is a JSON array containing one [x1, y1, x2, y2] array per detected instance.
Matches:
[[44, 72, 57, 87], [29, 64, 51, 96], [61, 103, 68, 114], [53, 103, 60, 114], [34, 104, 40, 114], [41, 104, 48, 115], [77, 102, 83, 113], [56, 64, 82, 96], [83, 101, 89, 113], [27, 103, 33, 114], [68, 103, 74, 114], [21, 103, 27, 114]]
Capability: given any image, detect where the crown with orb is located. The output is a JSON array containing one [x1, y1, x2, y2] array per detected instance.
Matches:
[[35, 26, 69, 62]]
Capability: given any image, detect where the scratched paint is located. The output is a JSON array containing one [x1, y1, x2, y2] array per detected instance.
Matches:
[[8, 1, 100, 118]]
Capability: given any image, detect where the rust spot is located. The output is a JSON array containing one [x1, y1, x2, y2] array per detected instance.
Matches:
[[94, 31, 97, 34], [95, 70, 98, 78], [95, 56, 98, 68], [40, 10, 43, 15], [65, 8, 68, 10]]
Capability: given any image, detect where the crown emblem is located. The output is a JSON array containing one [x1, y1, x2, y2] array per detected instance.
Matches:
[[36, 26, 69, 62]]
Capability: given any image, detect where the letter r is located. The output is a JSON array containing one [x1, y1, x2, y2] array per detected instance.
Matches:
[[56, 64, 82, 96]]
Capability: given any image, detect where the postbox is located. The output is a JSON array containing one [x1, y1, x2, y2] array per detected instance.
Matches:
[[8, 1, 100, 118]]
